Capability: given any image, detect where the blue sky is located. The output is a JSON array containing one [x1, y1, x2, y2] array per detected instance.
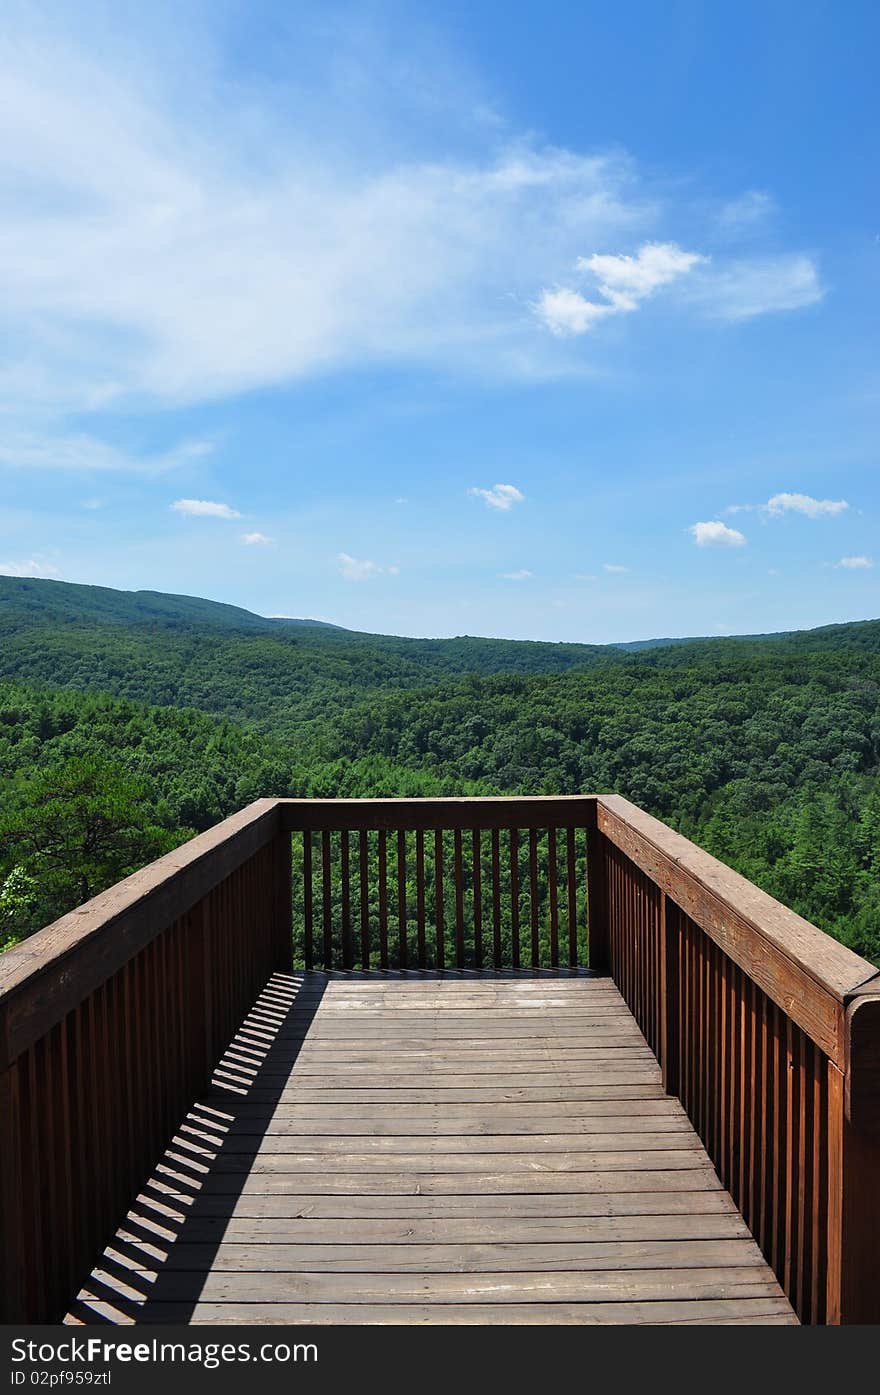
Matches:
[[1, 0, 877, 642]]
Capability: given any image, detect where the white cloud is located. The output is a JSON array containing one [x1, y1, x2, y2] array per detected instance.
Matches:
[[603, 562, 630, 573], [469, 483, 525, 511], [537, 241, 705, 337], [577, 242, 707, 310], [534, 288, 613, 337], [727, 492, 849, 519], [765, 492, 848, 518], [691, 256, 823, 321], [241, 531, 273, 545], [717, 190, 775, 230], [337, 552, 399, 582], [690, 521, 747, 547], [499, 569, 533, 581], [0, 556, 60, 577], [171, 498, 240, 518], [837, 556, 874, 570]]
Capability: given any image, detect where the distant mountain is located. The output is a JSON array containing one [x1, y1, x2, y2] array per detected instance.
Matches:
[[0, 575, 296, 633]]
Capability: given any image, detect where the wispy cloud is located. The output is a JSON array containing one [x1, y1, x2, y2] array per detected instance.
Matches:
[[603, 562, 630, 573], [690, 256, 823, 321], [0, 432, 213, 473], [717, 190, 775, 230], [837, 555, 874, 570], [0, 556, 60, 577], [690, 521, 746, 547], [171, 498, 240, 518], [241, 531, 273, 545], [337, 553, 399, 581], [469, 483, 525, 511], [727, 492, 848, 519], [0, 16, 648, 410], [499, 568, 533, 580], [0, 10, 827, 426]]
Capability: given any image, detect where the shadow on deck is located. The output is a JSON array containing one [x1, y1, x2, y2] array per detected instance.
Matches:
[[65, 972, 796, 1326]]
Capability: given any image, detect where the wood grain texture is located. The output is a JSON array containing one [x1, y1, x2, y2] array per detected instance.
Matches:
[[66, 973, 794, 1327]]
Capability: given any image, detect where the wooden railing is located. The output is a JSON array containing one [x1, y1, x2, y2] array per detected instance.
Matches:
[[0, 800, 291, 1324], [592, 794, 880, 1326], [280, 797, 597, 972], [0, 793, 878, 1324]]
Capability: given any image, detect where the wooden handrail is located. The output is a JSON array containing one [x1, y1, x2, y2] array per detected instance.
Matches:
[[594, 794, 878, 1066], [278, 794, 596, 831], [0, 799, 283, 1064]]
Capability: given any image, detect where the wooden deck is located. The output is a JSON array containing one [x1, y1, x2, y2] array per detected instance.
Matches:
[[66, 972, 796, 1326]]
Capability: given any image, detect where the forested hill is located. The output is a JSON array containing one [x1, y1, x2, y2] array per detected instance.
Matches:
[[2, 575, 879, 729], [0, 575, 878, 961], [0, 576, 617, 724]]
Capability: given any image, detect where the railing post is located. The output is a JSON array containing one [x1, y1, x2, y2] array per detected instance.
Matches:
[[585, 801, 609, 973], [826, 990, 880, 1324], [658, 894, 680, 1095], [273, 827, 293, 970], [189, 892, 213, 1088], [0, 1045, 27, 1322]]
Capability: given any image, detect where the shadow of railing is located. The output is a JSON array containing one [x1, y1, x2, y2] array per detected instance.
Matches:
[[66, 971, 326, 1324]]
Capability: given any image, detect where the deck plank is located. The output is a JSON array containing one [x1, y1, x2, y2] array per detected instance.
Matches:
[[66, 972, 797, 1326]]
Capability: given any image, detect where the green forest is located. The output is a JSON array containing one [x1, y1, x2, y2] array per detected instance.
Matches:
[[1, 574, 878, 961]]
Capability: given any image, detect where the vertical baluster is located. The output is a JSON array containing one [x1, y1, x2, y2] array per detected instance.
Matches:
[[783, 1017, 797, 1298], [434, 829, 445, 972], [472, 829, 483, 971], [359, 830, 370, 970], [757, 987, 770, 1254], [795, 1035, 811, 1320], [21, 1049, 44, 1316], [340, 830, 352, 970], [453, 828, 465, 970], [566, 826, 577, 968], [509, 830, 520, 970], [416, 829, 426, 970], [528, 828, 539, 970], [491, 829, 502, 968], [705, 937, 714, 1155], [378, 830, 389, 971], [747, 979, 760, 1235], [321, 830, 333, 971], [302, 831, 314, 972], [716, 940, 725, 1166], [397, 828, 408, 971], [810, 1048, 826, 1324], [770, 1003, 784, 1277], [547, 827, 559, 969]]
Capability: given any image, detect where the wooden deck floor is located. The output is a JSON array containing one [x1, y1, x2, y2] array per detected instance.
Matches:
[[66, 972, 796, 1325]]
